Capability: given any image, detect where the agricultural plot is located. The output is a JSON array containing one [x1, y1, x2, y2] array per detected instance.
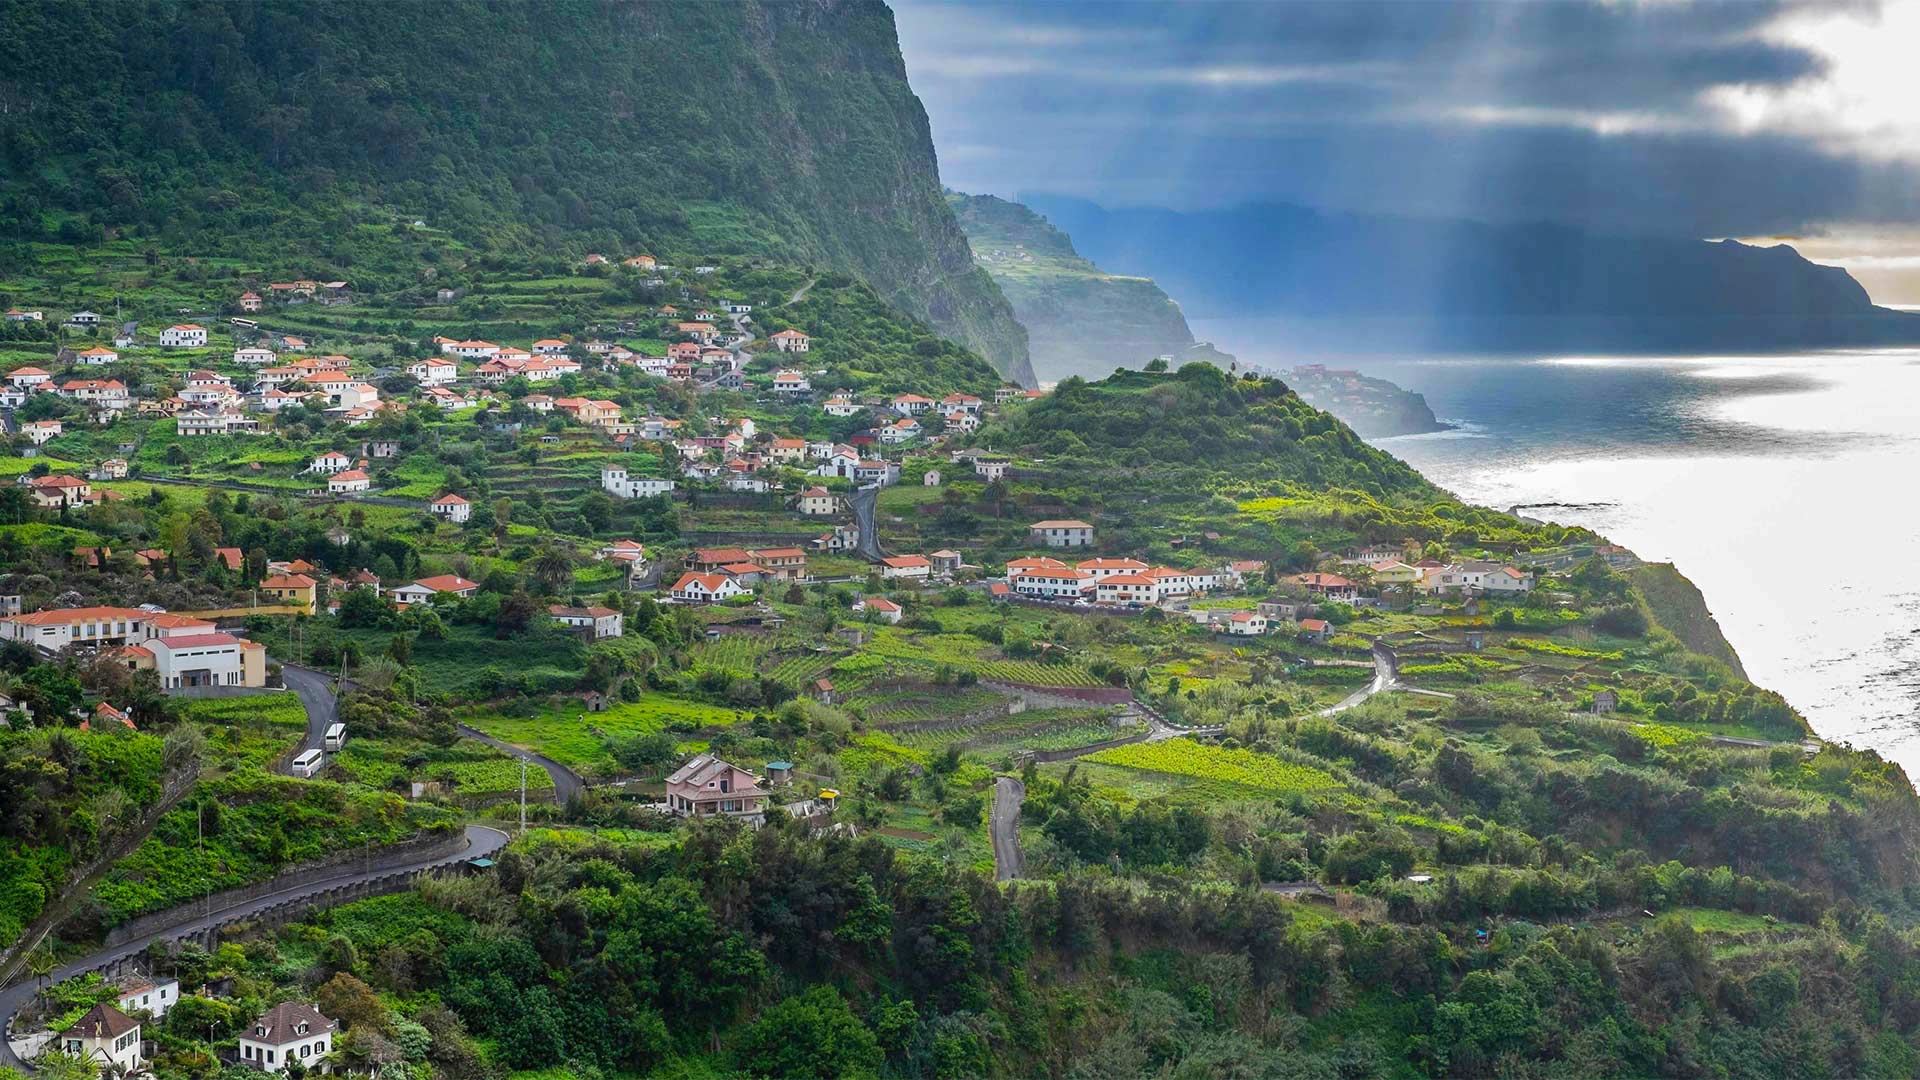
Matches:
[[856, 627, 1107, 687], [332, 736, 554, 797], [846, 686, 1007, 726], [462, 693, 754, 776], [1081, 740, 1343, 796]]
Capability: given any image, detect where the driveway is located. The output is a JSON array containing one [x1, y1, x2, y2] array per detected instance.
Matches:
[[0, 825, 509, 1071]]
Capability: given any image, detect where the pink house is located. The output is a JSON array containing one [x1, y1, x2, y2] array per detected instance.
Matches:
[[665, 754, 769, 824]]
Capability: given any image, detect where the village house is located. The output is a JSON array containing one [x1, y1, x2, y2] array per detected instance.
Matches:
[[974, 458, 1011, 481], [1369, 561, 1422, 586], [891, 393, 934, 416], [73, 346, 118, 365], [771, 369, 811, 396], [259, 573, 318, 612], [0, 606, 155, 650], [21, 419, 62, 445], [3, 308, 42, 322], [812, 524, 861, 553], [880, 555, 932, 582], [115, 975, 180, 1019], [420, 386, 476, 410], [858, 597, 904, 623], [177, 409, 259, 436], [1076, 557, 1151, 580], [747, 547, 808, 581], [549, 605, 624, 638], [531, 338, 569, 355], [1288, 573, 1359, 602], [327, 469, 372, 494], [823, 395, 860, 417], [238, 291, 262, 312], [59, 1003, 142, 1078], [668, 571, 750, 603], [665, 753, 768, 823], [27, 474, 93, 508], [853, 459, 900, 486], [239, 1002, 335, 1075], [1296, 618, 1333, 643], [446, 339, 500, 359], [601, 465, 676, 499], [159, 323, 208, 347], [67, 310, 101, 328], [768, 329, 810, 352], [939, 392, 984, 416], [429, 493, 471, 523], [1422, 561, 1535, 595], [929, 550, 964, 577], [307, 451, 353, 475], [88, 459, 128, 481], [388, 575, 480, 605], [1094, 573, 1160, 605], [796, 486, 837, 516], [407, 357, 459, 386], [234, 346, 277, 365], [1225, 611, 1270, 636], [879, 417, 921, 444], [1029, 519, 1095, 549], [7, 365, 51, 388], [1012, 566, 1097, 601]]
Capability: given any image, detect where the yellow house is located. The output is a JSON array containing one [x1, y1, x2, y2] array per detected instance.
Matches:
[[259, 573, 318, 613], [1370, 561, 1422, 586]]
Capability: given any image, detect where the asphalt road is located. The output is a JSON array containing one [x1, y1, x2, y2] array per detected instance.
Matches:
[[0, 825, 509, 1071], [990, 776, 1026, 881], [458, 724, 584, 805], [1315, 643, 1400, 717], [279, 664, 339, 770], [849, 484, 885, 561]]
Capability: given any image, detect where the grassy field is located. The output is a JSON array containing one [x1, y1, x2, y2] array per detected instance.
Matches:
[[461, 694, 756, 776]]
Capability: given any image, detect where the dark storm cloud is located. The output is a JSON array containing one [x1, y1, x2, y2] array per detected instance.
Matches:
[[895, 0, 1915, 236]]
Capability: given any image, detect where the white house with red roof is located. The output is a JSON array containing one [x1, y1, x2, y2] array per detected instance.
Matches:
[[669, 571, 749, 603], [1029, 519, 1095, 548], [234, 346, 277, 365], [327, 468, 372, 493], [1094, 573, 1161, 605], [891, 393, 934, 416], [388, 575, 480, 605], [239, 1002, 335, 1075], [797, 486, 837, 516], [823, 394, 860, 417], [307, 450, 353, 475], [7, 365, 51, 388], [21, 419, 62, 445], [1011, 566, 1096, 600], [73, 346, 118, 366], [531, 339, 568, 355], [1225, 611, 1269, 636], [857, 596, 904, 623], [446, 339, 500, 359], [771, 369, 811, 396], [26, 474, 91, 508], [549, 604, 623, 638], [406, 357, 459, 386], [1075, 557, 1150, 580], [602, 465, 676, 499], [159, 324, 207, 347], [429, 493, 471, 523], [769, 328, 810, 352], [145, 632, 267, 688]]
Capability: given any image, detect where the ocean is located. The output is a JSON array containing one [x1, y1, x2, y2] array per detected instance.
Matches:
[[1191, 317, 1920, 779]]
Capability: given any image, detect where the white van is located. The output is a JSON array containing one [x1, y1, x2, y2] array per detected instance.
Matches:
[[324, 723, 347, 751], [292, 748, 324, 777]]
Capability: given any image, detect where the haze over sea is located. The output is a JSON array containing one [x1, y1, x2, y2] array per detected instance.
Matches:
[[1194, 317, 1920, 779]]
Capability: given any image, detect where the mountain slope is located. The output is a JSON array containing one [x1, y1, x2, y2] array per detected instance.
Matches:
[[0, 0, 1033, 384], [949, 193, 1230, 382], [1026, 195, 1920, 353]]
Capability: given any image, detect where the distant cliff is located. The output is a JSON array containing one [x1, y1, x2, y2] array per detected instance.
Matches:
[[0, 0, 1034, 384], [950, 193, 1231, 382], [1277, 365, 1450, 439], [1025, 195, 1920, 353]]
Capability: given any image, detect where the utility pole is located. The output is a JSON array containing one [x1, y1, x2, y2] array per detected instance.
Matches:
[[519, 759, 527, 836]]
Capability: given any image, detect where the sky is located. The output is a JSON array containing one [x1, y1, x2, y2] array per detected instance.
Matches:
[[894, 0, 1920, 303]]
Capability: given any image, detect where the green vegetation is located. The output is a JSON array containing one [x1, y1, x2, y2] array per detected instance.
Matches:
[[0, 0, 1032, 381]]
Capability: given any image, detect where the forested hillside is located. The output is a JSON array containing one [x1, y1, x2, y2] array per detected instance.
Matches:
[[0, 0, 1034, 383]]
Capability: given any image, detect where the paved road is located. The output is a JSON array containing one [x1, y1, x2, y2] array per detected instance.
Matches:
[[1315, 642, 1400, 717], [458, 724, 584, 805], [990, 776, 1026, 881], [849, 484, 885, 561], [0, 825, 509, 1071], [279, 664, 339, 771]]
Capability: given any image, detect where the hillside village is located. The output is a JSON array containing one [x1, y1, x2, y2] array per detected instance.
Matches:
[[0, 248, 1883, 1080]]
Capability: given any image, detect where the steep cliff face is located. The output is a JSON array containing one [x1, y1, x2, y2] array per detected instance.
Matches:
[[951, 193, 1229, 382], [0, 0, 1033, 384]]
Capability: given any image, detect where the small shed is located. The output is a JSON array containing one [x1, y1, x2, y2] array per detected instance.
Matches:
[[923, 469, 941, 487], [1592, 689, 1619, 714], [812, 678, 836, 705], [765, 761, 794, 787], [1464, 630, 1485, 651]]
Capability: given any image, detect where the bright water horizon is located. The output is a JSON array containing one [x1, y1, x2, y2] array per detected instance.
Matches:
[[1192, 316, 1920, 781]]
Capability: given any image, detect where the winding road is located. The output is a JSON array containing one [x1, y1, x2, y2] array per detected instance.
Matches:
[[457, 724, 584, 805], [989, 777, 1026, 881], [849, 484, 886, 561], [279, 664, 339, 771], [986, 642, 1409, 881], [0, 825, 509, 1071]]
